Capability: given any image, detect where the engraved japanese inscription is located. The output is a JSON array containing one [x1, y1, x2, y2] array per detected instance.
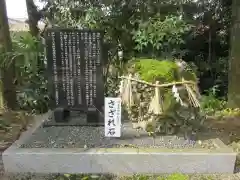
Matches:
[[46, 29, 104, 110], [83, 31, 100, 106]]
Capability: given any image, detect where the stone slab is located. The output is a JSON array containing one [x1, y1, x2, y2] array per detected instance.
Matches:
[[2, 113, 237, 174], [3, 147, 237, 174]]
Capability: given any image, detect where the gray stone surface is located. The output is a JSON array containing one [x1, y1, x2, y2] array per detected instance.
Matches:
[[2, 112, 237, 174], [3, 148, 237, 174]]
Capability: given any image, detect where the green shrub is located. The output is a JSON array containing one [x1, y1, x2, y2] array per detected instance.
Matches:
[[132, 15, 192, 57], [166, 173, 189, 180], [200, 86, 226, 115], [7, 32, 49, 114], [200, 86, 240, 118]]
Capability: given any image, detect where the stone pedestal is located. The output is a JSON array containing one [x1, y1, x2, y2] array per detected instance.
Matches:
[[2, 113, 237, 174]]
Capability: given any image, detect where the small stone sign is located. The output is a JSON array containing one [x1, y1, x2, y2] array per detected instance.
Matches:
[[45, 29, 104, 123], [104, 97, 121, 137]]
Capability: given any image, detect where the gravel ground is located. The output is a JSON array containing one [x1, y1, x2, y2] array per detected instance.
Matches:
[[19, 123, 215, 149]]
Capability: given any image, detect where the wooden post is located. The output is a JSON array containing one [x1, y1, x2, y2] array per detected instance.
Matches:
[[155, 81, 162, 114], [128, 74, 132, 107]]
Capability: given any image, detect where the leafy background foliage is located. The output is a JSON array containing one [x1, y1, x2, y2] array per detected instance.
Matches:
[[0, 0, 232, 117], [15, 0, 230, 114], [0, 32, 49, 114]]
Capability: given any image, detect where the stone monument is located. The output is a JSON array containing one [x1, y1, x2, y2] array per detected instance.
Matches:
[[44, 29, 105, 125]]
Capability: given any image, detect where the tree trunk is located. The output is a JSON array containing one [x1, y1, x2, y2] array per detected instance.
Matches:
[[0, 0, 17, 110], [228, 0, 240, 108], [26, 0, 40, 37]]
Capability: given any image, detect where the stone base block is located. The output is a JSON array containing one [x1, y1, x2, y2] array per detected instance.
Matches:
[[2, 112, 237, 174]]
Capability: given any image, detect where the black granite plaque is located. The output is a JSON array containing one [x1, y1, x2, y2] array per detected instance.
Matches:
[[45, 29, 104, 124]]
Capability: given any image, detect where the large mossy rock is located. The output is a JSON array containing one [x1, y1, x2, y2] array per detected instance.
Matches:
[[122, 58, 204, 137], [125, 58, 198, 111]]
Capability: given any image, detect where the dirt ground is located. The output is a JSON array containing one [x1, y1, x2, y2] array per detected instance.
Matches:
[[0, 114, 240, 180], [204, 116, 240, 144], [0, 111, 33, 179]]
